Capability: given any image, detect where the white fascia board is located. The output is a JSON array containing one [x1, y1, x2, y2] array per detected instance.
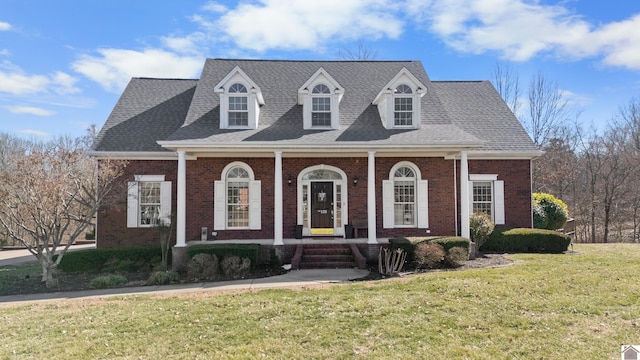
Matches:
[[373, 67, 428, 103], [88, 151, 196, 160], [444, 150, 544, 160]]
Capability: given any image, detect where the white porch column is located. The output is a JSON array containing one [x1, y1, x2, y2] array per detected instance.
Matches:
[[460, 151, 470, 239], [274, 151, 284, 245], [367, 151, 377, 244], [176, 150, 187, 247]]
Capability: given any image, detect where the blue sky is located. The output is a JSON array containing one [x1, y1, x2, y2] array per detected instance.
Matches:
[[1, 0, 639, 139]]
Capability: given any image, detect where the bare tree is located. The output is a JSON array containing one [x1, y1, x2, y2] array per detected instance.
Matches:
[[527, 72, 570, 146], [491, 62, 521, 116], [0, 134, 126, 287], [337, 41, 378, 60]]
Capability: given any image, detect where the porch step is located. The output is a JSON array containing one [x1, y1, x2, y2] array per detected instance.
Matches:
[[298, 244, 357, 269]]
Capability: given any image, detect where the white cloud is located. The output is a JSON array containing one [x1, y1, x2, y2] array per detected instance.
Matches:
[[211, 0, 403, 52], [0, 62, 81, 97], [72, 48, 203, 92], [201, 1, 227, 13], [6, 106, 56, 116], [0, 49, 9, 56], [0, 22, 11, 31], [16, 129, 50, 138], [0, 63, 50, 95], [407, 0, 640, 70], [161, 32, 207, 55]]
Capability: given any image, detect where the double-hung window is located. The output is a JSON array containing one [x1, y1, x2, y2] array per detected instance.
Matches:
[[226, 167, 250, 228], [472, 181, 493, 216], [311, 84, 331, 127], [394, 84, 413, 127], [214, 162, 262, 230], [228, 83, 248, 127], [383, 162, 429, 229], [393, 167, 416, 226], [469, 174, 505, 225], [127, 175, 171, 228]]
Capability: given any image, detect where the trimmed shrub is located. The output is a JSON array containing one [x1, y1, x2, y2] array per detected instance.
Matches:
[[444, 247, 468, 267], [147, 270, 180, 285], [187, 244, 259, 268], [389, 236, 470, 269], [414, 242, 446, 269], [431, 237, 471, 253], [186, 253, 219, 280], [469, 212, 495, 248], [90, 274, 128, 289], [220, 256, 251, 279], [533, 192, 569, 230], [58, 247, 166, 273], [482, 228, 571, 253]]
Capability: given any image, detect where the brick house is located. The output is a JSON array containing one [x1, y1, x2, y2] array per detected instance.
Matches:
[[91, 59, 540, 267]]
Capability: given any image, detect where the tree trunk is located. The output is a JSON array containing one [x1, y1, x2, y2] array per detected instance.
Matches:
[[40, 258, 58, 288]]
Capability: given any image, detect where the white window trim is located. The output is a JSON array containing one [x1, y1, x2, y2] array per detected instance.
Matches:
[[469, 174, 505, 225], [372, 68, 426, 130], [383, 162, 428, 229], [214, 162, 261, 231], [214, 67, 264, 130], [127, 175, 172, 228], [298, 68, 344, 130]]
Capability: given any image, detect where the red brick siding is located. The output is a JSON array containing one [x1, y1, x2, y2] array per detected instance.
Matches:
[[97, 157, 532, 248], [457, 159, 533, 230], [97, 160, 177, 248]]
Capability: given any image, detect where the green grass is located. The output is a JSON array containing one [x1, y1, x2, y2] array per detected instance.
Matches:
[[0, 264, 40, 289], [2, 244, 640, 359]]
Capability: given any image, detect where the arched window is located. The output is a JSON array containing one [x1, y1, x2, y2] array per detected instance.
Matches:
[[394, 84, 413, 127], [311, 84, 331, 127], [214, 163, 261, 230], [228, 83, 248, 127], [393, 166, 416, 226], [383, 162, 428, 229], [226, 166, 250, 228]]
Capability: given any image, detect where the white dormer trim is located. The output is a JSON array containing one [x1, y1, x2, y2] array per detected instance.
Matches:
[[214, 66, 264, 130], [372, 67, 427, 130], [298, 67, 345, 130]]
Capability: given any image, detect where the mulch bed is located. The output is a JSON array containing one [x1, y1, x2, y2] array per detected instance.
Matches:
[[1, 254, 512, 297]]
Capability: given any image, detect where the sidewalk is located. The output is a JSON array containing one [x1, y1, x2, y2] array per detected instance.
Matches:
[[0, 243, 96, 266], [1, 244, 370, 305], [0, 268, 370, 306]]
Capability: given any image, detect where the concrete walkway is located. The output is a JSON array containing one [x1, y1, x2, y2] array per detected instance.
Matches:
[[0, 268, 370, 306], [0, 243, 96, 266]]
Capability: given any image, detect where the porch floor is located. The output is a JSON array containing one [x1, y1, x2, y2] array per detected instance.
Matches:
[[186, 238, 391, 246]]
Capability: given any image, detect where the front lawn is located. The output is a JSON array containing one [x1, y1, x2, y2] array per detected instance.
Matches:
[[2, 244, 640, 359]]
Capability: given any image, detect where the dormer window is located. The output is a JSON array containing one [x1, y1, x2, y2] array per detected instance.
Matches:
[[373, 68, 427, 130], [298, 68, 344, 130], [394, 84, 413, 127], [215, 67, 264, 130], [228, 83, 248, 127], [311, 84, 331, 127]]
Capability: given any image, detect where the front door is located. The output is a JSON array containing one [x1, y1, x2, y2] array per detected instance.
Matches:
[[311, 181, 333, 234]]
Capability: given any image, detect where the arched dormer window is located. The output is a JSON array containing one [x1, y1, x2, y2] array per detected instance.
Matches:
[[298, 68, 344, 130], [214, 66, 264, 130], [372, 68, 427, 130], [228, 83, 248, 127], [311, 84, 331, 127], [394, 84, 413, 127], [382, 162, 429, 229]]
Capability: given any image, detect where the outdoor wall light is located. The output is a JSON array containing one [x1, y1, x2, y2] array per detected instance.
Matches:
[[353, 177, 358, 186], [288, 176, 292, 186]]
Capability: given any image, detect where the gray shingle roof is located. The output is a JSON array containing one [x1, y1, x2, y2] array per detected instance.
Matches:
[[93, 78, 197, 152], [93, 59, 538, 154], [431, 81, 538, 152]]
